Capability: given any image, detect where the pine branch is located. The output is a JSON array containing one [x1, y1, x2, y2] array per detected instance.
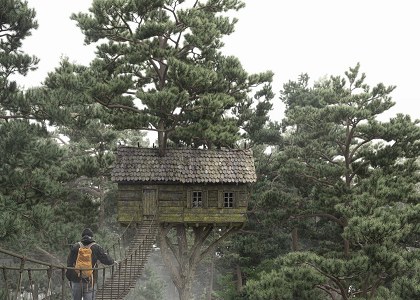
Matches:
[[199, 226, 238, 261], [290, 213, 345, 227], [306, 262, 348, 300]]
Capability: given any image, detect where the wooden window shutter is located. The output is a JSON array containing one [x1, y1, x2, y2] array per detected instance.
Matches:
[[187, 189, 192, 208], [218, 191, 223, 208], [203, 190, 208, 208]]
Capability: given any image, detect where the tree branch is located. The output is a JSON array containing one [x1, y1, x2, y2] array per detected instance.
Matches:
[[306, 262, 348, 300], [290, 213, 345, 226]]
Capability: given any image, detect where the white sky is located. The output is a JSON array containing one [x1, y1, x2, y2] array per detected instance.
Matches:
[[19, 0, 420, 123]]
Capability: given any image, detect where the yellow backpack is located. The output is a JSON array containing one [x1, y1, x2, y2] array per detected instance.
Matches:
[[74, 242, 95, 281]]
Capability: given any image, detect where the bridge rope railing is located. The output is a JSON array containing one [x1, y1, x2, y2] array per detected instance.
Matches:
[[0, 215, 158, 300], [97, 213, 159, 299]]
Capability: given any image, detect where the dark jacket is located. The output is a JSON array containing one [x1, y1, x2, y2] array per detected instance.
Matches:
[[66, 235, 115, 282]]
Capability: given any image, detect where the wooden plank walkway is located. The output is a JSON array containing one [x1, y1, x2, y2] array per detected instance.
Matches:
[[96, 219, 159, 300]]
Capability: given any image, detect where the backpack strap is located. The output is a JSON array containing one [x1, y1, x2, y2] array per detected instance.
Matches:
[[86, 242, 96, 249], [78, 242, 95, 248]]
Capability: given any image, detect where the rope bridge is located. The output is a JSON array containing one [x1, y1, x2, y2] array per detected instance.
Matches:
[[0, 217, 158, 300]]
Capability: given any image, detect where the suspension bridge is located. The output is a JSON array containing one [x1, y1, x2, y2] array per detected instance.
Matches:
[[0, 217, 159, 300]]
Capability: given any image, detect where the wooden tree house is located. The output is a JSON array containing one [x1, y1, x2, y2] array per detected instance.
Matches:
[[111, 147, 257, 226]]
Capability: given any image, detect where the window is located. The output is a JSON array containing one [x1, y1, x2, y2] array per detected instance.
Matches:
[[224, 192, 234, 208], [192, 191, 202, 208]]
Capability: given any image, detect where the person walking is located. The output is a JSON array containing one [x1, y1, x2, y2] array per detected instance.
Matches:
[[66, 228, 115, 300]]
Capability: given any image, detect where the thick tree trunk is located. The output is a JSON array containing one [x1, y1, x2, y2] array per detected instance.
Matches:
[[159, 224, 197, 300], [159, 224, 238, 300], [179, 275, 194, 300]]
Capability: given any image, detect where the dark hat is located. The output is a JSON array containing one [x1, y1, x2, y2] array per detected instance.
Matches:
[[81, 228, 94, 238]]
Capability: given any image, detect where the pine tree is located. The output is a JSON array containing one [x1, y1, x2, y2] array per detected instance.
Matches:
[[42, 1, 275, 299], [0, 1, 97, 259], [0, 0, 39, 114], [242, 64, 420, 299], [43, 0, 272, 152], [0, 0, 60, 250]]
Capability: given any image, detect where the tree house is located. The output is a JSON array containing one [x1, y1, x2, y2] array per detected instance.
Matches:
[[111, 147, 257, 226]]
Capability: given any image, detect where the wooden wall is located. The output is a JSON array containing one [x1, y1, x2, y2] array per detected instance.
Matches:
[[117, 183, 250, 225]]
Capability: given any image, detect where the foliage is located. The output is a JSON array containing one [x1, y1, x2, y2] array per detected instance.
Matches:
[[125, 267, 166, 300], [2, 2, 419, 300], [0, 0, 39, 111], [239, 64, 420, 299], [39, 0, 275, 151], [212, 272, 240, 300], [244, 253, 326, 300], [0, 0, 74, 252], [41, 2, 277, 299]]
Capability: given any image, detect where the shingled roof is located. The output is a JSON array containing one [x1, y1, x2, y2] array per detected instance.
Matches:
[[111, 147, 257, 184]]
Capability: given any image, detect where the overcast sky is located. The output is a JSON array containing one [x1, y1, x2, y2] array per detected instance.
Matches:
[[19, 0, 420, 123]]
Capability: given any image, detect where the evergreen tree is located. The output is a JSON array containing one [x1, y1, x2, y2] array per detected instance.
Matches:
[[125, 267, 166, 300], [0, 0, 65, 251], [0, 0, 38, 114], [242, 64, 420, 299], [43, 0, 272, 153], [210, 144, 292, 299], [0, 1, 98, 260], [42, 1, 275, 299]]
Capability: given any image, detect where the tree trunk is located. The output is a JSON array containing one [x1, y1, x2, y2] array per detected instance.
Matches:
[[98, 181, 105, 228], [157, 120, 167, 156], [206, 253, 215, 300], [344, 238, 350, 258], [342, 218, 350, 258], [159, 224, 238, 300], [179, 275, 194, 300], [291, 227, 299, 251], [33, 284, 39, 300], [235, 264, 243, 293]]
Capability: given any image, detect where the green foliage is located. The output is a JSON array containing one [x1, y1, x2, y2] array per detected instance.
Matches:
[[0, 0, 39, 114], [232, 65, 420, 299], [125, 267, 166, 300], [38, 0, 275, 150], [0, 121, 73, 250], [1, 2, 47, 248], [0, 2, 277, 300], [0, 1, 124, 259], [244, 266, 324, 300], [4, 1, 419, 299], [212, 273, 241, 300]]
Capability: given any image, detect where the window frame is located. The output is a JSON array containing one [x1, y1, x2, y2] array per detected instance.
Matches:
[[223, 191, 234, 208], [192, 190, 203, 208]]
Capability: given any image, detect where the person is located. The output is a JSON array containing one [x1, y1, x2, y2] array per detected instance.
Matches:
[[66, 228, 115, 300]]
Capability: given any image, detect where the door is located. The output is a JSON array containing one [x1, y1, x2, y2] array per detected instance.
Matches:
[[143, 189, 157, 217]]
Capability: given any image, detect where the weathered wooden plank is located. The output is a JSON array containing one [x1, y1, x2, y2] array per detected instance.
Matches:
[[118, 184, 142, 191], [143, 189, 157, 216], [183, 214, 246, 223], [159, 200, 183, 207], [184, 208, 246, 214], [159, 190, 184, 201], [117, 183, 251, 224], [158, 206, 184, 214], [118, 190, 141, 200], [118, 200, 141, 223]]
